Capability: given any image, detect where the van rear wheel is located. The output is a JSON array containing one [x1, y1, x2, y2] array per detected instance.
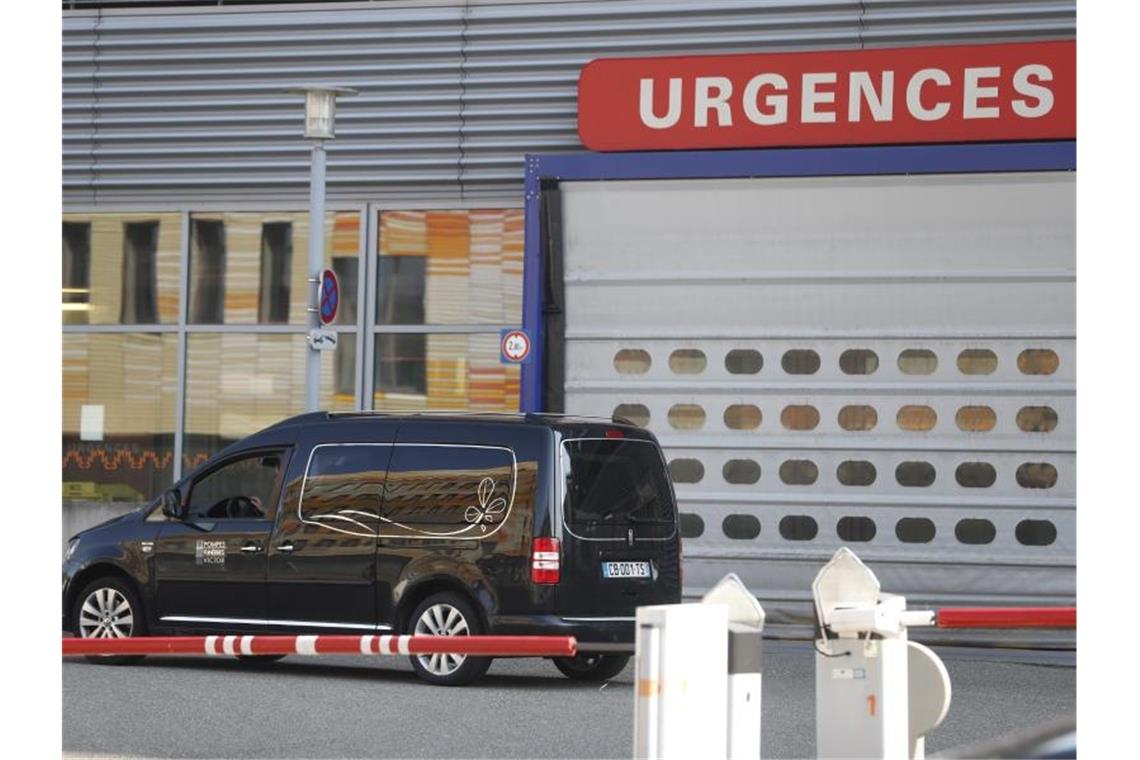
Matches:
[[407, 592, 492, 686], [552, 653, 630, 681]]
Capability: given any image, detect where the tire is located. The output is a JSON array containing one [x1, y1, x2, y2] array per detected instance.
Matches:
[[552, 653, 631, 682], [236, 654, 287, 664], [71, 576, 147, 665], [407, 592, 492, 686]]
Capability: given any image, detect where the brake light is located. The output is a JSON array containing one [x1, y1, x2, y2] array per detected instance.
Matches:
[[531, 537, 561, 585], [604, 429, 625, 438]]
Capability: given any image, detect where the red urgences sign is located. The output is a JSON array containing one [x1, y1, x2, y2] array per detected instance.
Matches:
[[577, 41, 1074, 151]]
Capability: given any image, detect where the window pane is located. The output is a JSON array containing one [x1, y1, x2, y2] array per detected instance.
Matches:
[[781, 349, 820, 375], [668, 404, 706, 430], [897, 405, 937, 431], [189, 211, 360, 325], [372, 333, 520, 412], [839, 349, 879, 375], [779, 515, 818, 541], [613, 403, 650, 427], [896, 461, 936, 487], [837, 460, 877, 486], [723, 459, 761, 485], [299, 445, 387, 536], [1016, 462, 1058, 489], [185, 334, 352, 465], [898, 349, 938, 375], [896, 517, 936, 543], [838, 405, 878, 431], [723, 514, 761, 540], [955, 519, 996, 545], [724, 404, 761, 430], [955, 406, 997, 432], [955, 462, 997, 488], [781, 405, 820, 431], [680, 513, 705, 538], [668, 458, 704, 484], [1017, 406, 1058, 432], [779, 459, 818, 485], [725, 349, 762, 374], [837, 516, 877, 542], [614, 349, 651, 374], [1018, 349, 1060, 375], [385, 444, 516, 534], [376, 209, 522, 325], [1016, 519, 1057, 546], [957, 348, 998, 375], [669, 349, 706, 374], [62, 333, 177, 504], [62, 213, 181, 324], [188, 453, 283, 521]]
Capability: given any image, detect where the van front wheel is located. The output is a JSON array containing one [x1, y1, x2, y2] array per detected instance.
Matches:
[[408, 592, 492, 686], [552, 653, 630, 681]]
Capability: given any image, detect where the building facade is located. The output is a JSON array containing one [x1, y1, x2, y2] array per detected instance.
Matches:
[[63, 0, 1076, 634]]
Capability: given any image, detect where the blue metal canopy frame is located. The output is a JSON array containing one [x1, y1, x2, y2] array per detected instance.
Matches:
[[518, 140, 1076, 412]]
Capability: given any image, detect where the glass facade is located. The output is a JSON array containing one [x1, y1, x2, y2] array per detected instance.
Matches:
[[372, 209, 523, 411], [61, 213, 182, 325], [62, 333, 178, 503], [62, 206, 523, 506]]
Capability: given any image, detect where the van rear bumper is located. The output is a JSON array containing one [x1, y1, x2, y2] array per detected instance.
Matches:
[[488, 614, 636, 653]]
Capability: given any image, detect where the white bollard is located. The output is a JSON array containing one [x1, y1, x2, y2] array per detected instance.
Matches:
[[812, 548, 949, 760], [702, 573, 766, 760], [633, 601, 728, 760]]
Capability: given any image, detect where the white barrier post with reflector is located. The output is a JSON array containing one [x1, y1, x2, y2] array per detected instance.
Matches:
[[633, 599, 728, 759], [702, 573, 766, 760], [812, 548, 950, 760]]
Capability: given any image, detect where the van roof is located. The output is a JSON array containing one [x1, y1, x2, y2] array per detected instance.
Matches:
[[265, 410, 645, 432]]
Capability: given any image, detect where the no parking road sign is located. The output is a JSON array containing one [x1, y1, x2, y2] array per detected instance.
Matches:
[[318, 268, 339, 325], [500, 328, 533, 365]]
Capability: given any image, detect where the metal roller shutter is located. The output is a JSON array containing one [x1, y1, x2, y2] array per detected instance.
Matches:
[[559, 171, 1075, 642]]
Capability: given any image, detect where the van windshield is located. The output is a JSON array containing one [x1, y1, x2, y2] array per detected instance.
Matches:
[[562, 438, 675, 525]]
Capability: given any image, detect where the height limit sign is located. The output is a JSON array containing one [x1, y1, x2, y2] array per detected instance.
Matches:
[[500, 328, 533, 365]]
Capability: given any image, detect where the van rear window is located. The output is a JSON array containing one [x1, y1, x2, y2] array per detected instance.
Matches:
[[562, 439, 675, 525]]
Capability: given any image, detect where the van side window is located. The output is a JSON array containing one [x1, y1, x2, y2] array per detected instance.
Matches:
[[299, 445, 389, 537], [382, 444, 515, 536], [187, 452, 284, 520]]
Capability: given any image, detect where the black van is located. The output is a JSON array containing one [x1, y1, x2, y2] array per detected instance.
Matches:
[[62, 412, 682, 685]]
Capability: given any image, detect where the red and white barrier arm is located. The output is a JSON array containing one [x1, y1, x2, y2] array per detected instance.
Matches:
[[63, 634, 577, 658], [896, 606, 1076, 630], [935, 606, 1076, 629]]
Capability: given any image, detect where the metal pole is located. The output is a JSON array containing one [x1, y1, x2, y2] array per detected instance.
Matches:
[[306, 140, 326, 412]]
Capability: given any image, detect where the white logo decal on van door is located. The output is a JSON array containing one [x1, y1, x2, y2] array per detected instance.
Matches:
[[463, 477, 508, 531]]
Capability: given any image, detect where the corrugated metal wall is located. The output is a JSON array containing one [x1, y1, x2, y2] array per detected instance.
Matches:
[[63, 0, 1076, 208]]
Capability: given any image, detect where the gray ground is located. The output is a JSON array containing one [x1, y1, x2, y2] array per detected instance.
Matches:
[[62, 640, 1074, 759]]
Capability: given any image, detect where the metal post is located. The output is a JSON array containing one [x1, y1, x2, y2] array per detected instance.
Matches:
[[306, 140, 326, 412]]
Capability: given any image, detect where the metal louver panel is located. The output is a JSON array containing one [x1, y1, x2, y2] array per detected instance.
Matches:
[[63, 0, 1076, 207]]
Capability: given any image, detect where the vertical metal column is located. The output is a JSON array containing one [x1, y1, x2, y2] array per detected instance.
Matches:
[[306, 141, 326, 412], [172, 210, 191, 482]]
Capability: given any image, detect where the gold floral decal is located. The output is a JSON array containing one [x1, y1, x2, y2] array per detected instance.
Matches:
[[464, 477, 507, 531]]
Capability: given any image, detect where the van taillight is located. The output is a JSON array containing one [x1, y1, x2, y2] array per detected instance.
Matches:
[[531, 537, 561, 585]]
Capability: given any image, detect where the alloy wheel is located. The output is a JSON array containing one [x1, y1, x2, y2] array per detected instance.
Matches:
[[78, 587, 134, 639], [413, 603, 470, 677]]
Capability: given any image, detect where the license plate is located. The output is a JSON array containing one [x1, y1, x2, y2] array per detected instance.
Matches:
[[602, 561, 651, 579]]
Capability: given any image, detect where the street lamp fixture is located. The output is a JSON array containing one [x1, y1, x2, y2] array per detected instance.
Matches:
[[287, 85, 358, 140], [284, 85, 357, 412]]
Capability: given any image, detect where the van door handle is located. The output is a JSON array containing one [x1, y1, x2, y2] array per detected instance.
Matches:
[[277, 542, 295, 553], [239, 543, 262, 554]]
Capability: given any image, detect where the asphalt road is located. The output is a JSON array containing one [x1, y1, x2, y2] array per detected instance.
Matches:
[[63, 641, 1074, 759]]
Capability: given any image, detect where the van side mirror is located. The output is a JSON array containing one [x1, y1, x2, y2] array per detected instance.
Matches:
[[161, 489, 184, 520]]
